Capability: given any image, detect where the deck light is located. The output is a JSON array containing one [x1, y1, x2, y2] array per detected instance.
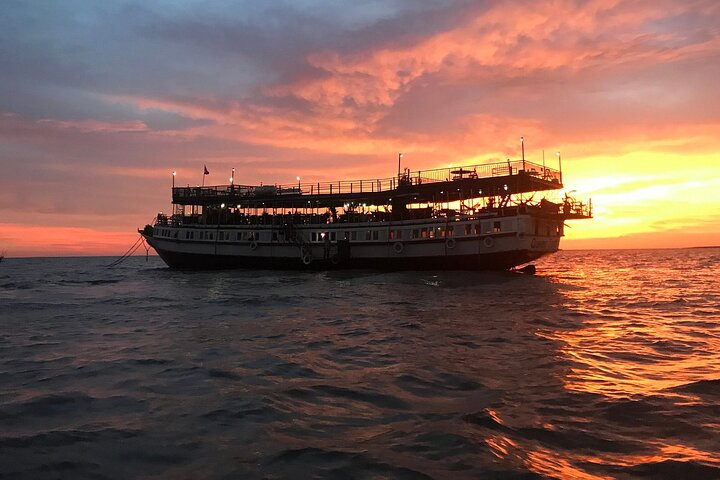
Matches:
[[221, 203, 225, 208]]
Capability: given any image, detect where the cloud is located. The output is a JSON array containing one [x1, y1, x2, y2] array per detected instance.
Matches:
[[1, 0, 720, 255]]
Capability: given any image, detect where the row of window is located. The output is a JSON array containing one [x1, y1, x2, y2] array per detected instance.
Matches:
[[159, 219, 525, 242]]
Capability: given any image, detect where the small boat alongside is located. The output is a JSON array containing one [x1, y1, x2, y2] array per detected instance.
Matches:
[[140, 157, 591, 270]]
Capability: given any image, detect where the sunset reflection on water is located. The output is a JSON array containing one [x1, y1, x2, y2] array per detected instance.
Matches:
[[1, 250, 718, 479]]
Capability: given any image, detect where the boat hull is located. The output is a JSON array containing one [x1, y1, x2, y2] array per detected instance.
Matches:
[[142, 231, 559, 271], [150, 247, 548, 271]]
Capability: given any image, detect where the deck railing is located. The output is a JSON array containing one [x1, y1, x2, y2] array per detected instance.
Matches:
[[172, 159, 561, 201]]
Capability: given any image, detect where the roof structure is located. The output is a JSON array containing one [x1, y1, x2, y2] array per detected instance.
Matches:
[[172, 159, 563, 208]]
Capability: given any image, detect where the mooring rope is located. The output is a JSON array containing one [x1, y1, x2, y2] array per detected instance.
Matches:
[[107, 235, 146, 268]]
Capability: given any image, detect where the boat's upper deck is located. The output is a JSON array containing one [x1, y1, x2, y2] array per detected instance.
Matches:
[[172, 159, 563, 208]]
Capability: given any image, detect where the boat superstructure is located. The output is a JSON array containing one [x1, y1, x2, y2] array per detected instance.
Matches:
[[140, 158, 591, 270]]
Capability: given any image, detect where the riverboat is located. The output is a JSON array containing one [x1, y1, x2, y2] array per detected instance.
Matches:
[[139, 157, 591, 270]]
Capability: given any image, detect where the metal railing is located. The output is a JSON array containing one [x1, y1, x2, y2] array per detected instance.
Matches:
[[172, 159, 561, 200]]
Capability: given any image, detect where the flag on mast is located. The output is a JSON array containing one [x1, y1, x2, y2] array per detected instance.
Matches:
[[203, 165, 209, 175]]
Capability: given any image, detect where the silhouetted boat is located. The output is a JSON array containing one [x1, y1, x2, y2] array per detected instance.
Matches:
[[140, 157, 591, 270]]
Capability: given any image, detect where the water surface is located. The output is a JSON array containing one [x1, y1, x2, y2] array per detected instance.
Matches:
[[1, 249, 719, 479]]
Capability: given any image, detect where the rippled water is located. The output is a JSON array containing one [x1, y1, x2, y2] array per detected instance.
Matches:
[[1, 249, 719, 479]]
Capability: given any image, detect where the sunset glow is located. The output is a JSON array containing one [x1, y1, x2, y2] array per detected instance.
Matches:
[[1, 1, 719, 256]]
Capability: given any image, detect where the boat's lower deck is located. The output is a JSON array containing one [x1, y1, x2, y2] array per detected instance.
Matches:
[[143, 213, 563, 270]]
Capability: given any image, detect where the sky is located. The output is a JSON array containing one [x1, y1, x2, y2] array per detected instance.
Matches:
[[1, 0, 719, 256]]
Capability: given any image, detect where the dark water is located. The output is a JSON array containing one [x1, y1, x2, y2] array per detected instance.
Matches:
[[1, 249, 719, 479]]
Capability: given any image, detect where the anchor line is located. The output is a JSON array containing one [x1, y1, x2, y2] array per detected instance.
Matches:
[[106, 235, 144, 268]]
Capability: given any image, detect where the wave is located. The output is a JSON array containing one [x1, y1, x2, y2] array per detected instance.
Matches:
[[670, 379, 720, 396]]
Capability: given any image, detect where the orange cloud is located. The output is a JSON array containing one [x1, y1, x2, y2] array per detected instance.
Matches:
[[2, 1, 719, 255]]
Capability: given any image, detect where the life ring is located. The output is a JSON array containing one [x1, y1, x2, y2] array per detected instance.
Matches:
[[483, 236, 494, 248], [330, 254, 339, 265], [250, 240, 258, 250], [446, 237, 456, 249], [393, 241, 404, 254], [302, 254, 312, 265]]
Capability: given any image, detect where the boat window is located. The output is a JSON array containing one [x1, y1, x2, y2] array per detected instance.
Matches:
[[174, 231, 178, 238], [447, 226, 454, 237], [351, 231, 357, 241], [493, 221, 501, 233], [464, 224, 472, 235], [397, 230, 403, 240], [312, 232, 317, 241], [365, 231, 372, 241], [412, 229, 419, 239], [438, 227, 446, 238], [330, 232, 336, 241], [474, 224, 481, 235], [421, 228, 428, 239], [428, 228, 435, 239], [272, 232, 278, 241], [372, 230, 379, 240], [389, 230, 396, 240]]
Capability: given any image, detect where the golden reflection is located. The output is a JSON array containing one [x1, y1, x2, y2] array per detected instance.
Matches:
[[524, 447, 614, 480], [484, 430, 614, 480], [538, 322, 720, 398], [485, 434, 516, 459]]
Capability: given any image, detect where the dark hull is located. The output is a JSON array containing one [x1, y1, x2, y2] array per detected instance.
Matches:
[[150, 242, 548, 271]]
